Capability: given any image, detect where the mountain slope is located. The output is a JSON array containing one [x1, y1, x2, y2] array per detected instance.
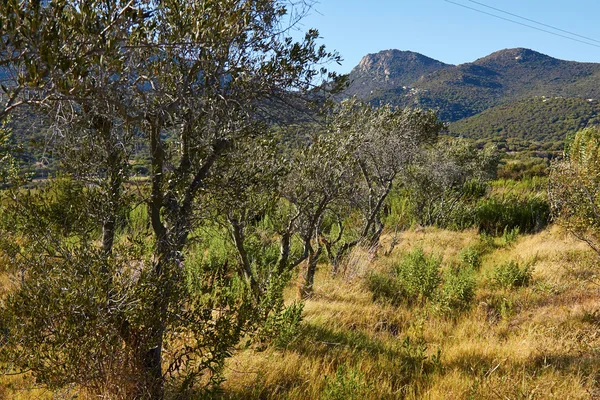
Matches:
[[345, 48, 600, 122], [448, 96, 600, 150]]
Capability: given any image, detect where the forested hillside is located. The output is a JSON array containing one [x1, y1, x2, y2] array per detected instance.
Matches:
[[449, 97, 600, 151], [9, 47, 600, 173]]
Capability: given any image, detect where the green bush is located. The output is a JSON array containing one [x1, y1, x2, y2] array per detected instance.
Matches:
[[459, 247, 482, 270], [492, 260, 533, 289], [476, 195, 550, 235], [438, 267, 477, 312], [366, 272, 406, 306], [482, 293, 517, 319], [501, 226, 520, 247], [399, 335, 441, 377], [321, 365, 372, 400], [394, 248, 442, 303], [366, 248, 441, 305], [258, 301, 304, 349]]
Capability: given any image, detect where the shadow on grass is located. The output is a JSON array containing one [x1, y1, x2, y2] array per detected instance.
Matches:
[[446, 349, 600, 387], [213, 322, 442, 399], [286, 322, 396, 358], [529, 351, 600, 377]]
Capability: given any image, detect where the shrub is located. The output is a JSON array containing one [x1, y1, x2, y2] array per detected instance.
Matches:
[[395, 249, 442, 302], [258, 301, 304, 349], [459, 247, 482, 270], [481, 293, 517, 320], [366, 248, 441, 305], [549, 127, 600, 259], [438, 267, 477, 312], [366, 272, 406, 306], [501, 226, 520, 247], [493, 260, 533, 289], [321, 365, 372, 400], [476, 195, 550, 235], [474, 232, 496, 254], [399, 335, 441, 377]]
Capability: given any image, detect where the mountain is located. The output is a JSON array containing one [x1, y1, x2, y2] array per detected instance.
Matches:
[[449, 96, 600, 151], [345, 48, 600, 122], [343, 50, 451, 100]]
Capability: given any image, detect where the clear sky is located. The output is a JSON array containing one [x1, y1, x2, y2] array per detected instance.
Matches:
[[291, 0, 600, 74]]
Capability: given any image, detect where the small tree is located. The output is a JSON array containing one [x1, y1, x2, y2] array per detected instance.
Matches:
[[283, 130, 358, 297], [406, 138, 499, 227], [326, 99, 444, 267], [549, 127, 600, 257]]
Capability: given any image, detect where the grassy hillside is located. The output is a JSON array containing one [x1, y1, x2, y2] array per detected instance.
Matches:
[[220, 226, 600, 399], [2, 220, 600, 398], [449, 97, 600, 152]]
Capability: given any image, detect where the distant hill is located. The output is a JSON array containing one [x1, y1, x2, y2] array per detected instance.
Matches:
[[343, 50, 451, 100], [344, 48, 600, 122], [448, 96, 600, 151]]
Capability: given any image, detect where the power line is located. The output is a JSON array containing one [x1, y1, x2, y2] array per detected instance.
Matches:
[[444, 0, 600, 49], [467, 0, 600, 44]]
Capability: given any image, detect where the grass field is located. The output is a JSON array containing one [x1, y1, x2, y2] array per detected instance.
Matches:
[[1, 226, 599, 399], [219, 226, 600, 399]]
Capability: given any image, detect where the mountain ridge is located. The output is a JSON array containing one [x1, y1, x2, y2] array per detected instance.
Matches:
[[344, 48, 600, 122]]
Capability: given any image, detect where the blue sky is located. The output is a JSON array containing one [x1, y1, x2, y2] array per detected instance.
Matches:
[[291, 0, 600, 74]]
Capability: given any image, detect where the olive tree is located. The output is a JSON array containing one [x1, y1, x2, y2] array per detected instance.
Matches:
[[0, 0, 340, 398], [281, 129, 359, 297], [406, 138, 499, 227], [549, 127, 600, 257], [325, 99, 444, 267]]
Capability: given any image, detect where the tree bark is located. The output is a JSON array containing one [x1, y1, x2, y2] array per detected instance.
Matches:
[[300, 243, 322, 299], [229, 216, 260, 298]]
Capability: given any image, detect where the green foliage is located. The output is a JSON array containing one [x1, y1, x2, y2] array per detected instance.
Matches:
[[366, 271, 407, 306], [4, 177, 100, 238], [398, 334, 441, 378], [459, 247, 482, 270], [450, 97, 600, 152], [382, 189, 415, 230], [437, 266, 477, 312], [367, 248, 441, 305], [501, 226, 520, 247], [492, 260, 533, 289], [475, 232, 497, 254], [368, 245, 479, 314], [0, 0, 343, 397], [258, 301, 304, 349], [497, 156, 550, 180], [0, 120, 18, 185], [405, 138, 499, 229], [321, 365, 373, 400], [0, 194, 259, 395], [549, 127, 600, 258], [482, 293, 517, 320], [476, 194, 550, 235], [394, 249, 442, 302]]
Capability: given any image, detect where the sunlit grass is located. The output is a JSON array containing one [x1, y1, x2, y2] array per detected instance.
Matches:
[[2, 226, 600, 398], [220, 226, 600, 399]]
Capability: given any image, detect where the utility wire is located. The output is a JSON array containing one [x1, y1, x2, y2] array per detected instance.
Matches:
[[467, 0, 600, 44], [444, 0, 600, 49]]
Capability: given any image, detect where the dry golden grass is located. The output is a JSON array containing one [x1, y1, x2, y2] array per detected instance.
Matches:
[[221, 226, 600, 399], [2, 226, 600, 399]]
